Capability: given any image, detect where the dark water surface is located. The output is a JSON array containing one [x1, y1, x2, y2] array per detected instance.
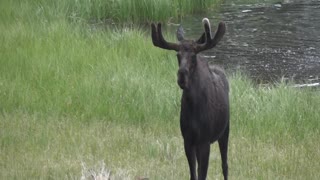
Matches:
[[178, 0, 320, 83]]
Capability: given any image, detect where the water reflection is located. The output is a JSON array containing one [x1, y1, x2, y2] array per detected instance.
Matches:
[[178, 0, 320, 83]]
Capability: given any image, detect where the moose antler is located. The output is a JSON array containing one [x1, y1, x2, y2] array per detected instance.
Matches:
[[151, 23, 179, 51], [195, 18, 226, 53]]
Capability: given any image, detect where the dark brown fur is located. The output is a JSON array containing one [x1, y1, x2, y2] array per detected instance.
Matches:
[[151, 19, 229, 180]]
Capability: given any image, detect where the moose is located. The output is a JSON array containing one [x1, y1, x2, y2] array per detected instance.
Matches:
[[151, 18, 230, 180]]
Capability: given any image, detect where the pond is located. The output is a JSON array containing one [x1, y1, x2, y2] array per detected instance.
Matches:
[[177, 0, 320, 84]]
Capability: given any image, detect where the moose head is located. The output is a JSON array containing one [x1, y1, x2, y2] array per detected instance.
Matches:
[[151, 18, 226, 89]]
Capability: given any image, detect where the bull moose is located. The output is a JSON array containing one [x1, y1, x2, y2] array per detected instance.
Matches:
[[151, 18, 230, 180]]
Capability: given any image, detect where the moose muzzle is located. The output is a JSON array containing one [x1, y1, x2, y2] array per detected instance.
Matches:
[[177, 68, 189, 89]]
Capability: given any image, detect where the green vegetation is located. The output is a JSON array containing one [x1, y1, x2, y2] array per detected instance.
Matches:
[[1, 0, 320, 179], [69, 0, 224, 23], [0, 20, 179, 123], [0, 0, 223, 25]]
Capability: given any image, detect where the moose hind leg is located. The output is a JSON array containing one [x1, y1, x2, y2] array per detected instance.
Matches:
[[196, 143, 210, 180], [218, 124, 229, 180], [184, 142, 197, 180]]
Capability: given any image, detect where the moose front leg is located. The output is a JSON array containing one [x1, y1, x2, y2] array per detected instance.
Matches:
[[184, 141, 197, 180], [196, 143, 211, 180]]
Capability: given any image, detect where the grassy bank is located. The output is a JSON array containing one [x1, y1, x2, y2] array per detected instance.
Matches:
[[2, 107, 318, 180], [1, 69, 320, 179], [1, 0, 320, 179]]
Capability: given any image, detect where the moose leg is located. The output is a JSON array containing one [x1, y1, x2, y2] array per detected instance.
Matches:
[[184, 141, 197, 180], [196, 143, 210, 180], [218, 124, 229, 180]]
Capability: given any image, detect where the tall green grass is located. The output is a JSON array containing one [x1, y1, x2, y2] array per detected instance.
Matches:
[[67, 0, 223, 23], [0, 21, 180, 125], [0, 0, 223, 25], [1, 0, 320, 179]]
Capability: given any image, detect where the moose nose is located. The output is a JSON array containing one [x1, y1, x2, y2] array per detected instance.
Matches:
[[178, 68, 188, 77], [177, 68, 189, 89]]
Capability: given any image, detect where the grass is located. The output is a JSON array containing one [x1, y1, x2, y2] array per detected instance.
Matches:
[[67, 0, 224, 23], [0, 21, 180, 123], [1, 83, 320, 179], [0, 0, 223, 25], [1, 0, 320, 179]]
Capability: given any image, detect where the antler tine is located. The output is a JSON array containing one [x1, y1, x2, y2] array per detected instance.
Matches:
[[151, 23, 179, 51], [203, 18, 212, 42], [210, 22, 226, 48], [151, 23, 160, 47], [196, 19, 226, 53], [196, 32, 206, 44]]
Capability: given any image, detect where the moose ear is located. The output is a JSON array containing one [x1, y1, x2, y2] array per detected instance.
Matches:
[[176, 25, 185, 41]]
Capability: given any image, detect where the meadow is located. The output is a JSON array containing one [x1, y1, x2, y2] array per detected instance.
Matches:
[[1, 0, 320, 179]]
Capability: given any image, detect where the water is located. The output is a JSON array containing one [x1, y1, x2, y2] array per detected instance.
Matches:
[[178, 0, 320, 83]]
